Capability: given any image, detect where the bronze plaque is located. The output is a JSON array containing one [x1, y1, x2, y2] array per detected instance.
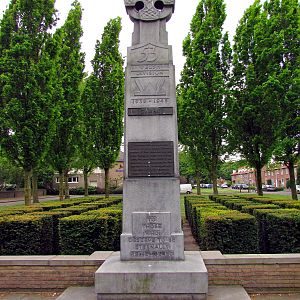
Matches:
[[128, 107, 173, 116], [128, 141, 174, 177]]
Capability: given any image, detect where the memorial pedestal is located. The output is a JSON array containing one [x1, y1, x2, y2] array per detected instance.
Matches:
[[95, 252, 208, 300]]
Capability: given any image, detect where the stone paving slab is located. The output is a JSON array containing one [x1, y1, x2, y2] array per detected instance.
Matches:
[[0, 292, 60, 300], [250, 294, 300, 299], [207, 285, 251, 300], [56, 287, 95, 300]]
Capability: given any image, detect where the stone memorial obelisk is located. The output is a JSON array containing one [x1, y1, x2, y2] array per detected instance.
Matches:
[[95, 1, 208, 298]]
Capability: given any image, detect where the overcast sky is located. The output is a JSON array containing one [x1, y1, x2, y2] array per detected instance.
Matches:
[[0, 0, 254, 81]]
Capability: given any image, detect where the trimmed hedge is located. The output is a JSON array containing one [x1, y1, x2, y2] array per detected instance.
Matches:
[[0, 196, 123, 255], [0, 206, 43, 217], [30, 211, 73, 254], [59, 207, 122, 254], [253, 208, 300, 253], [204, 210, 259, 253], [0, 214, 53, 255], [185, 196, 259, 254]]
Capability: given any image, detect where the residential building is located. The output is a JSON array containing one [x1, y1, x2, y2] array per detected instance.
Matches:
[[53, 152, 124, 191], [231, 164, 298, 188]]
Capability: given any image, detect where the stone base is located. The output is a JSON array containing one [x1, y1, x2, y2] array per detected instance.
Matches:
[[95, 251, 208, 300]]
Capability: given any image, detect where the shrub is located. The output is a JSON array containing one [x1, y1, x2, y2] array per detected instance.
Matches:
[[266, 210, 300, 253], [253, 208, 299, 253], [241, 204, 280, 214], [69, 186, 97, 195], [185, 196, 259, 254], [0, 214, 53, 255], [59, 207, 122, 254], [201, 209, 259, 253], [30, 211, 72, 254], [59, 214, 108, 255]]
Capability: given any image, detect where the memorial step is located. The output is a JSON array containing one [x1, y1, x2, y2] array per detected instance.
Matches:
[[56, 285, 251, 300]]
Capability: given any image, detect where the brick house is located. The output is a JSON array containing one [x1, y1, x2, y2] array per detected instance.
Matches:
[[53, 152, 124, 190], [231, 164, 298, 188]]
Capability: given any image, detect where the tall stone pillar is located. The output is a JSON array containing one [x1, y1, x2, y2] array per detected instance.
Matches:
[[95, 1, 208, 298], [120, 0, 184, 261]]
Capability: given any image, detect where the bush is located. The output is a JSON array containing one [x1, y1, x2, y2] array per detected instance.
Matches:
[[185, 196, 258, 253], [59, 208, 122, 254], [69, 186, 97, 195], [0, 214, 53, 255], [30, 211, 72, 254], [201, 209, 259, 253], [254, 208, 300, 253], [266, 210, 300, 253], [253, 208, 298, 253], [241, 204, 280, 215], [111, 185, 123, 194]]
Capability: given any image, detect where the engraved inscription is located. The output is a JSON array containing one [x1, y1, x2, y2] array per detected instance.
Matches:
[[129, 212, 174, 259], [132, 212, 171, 236], [128, 142, 174, 177], [130, 97, 169, 106], [130, 64, 169, 77], [128, 107, 173, 116]]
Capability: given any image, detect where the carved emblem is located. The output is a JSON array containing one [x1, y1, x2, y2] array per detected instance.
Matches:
[[124, 0, 175, 6], [124, 0, 175, 21], [137, 45, 158, 63], [133, 78, 167, 96]]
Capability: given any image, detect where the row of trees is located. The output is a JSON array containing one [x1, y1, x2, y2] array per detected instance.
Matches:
[[0, 0, 124, 205], [177, 0, 299, 199]]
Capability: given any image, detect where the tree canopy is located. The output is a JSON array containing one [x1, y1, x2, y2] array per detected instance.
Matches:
[[177, 0, 231, 195], [0, 0, 57, 204], [86, 17, 124, 197]]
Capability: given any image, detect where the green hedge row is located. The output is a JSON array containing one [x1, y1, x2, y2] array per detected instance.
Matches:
[[210, 195, 280, 213], [0, 214, 53, 255], [0, 197, 122, 255], [254, 208, 300, 253], [210, 195, 300, 253], [59, 206, 122, 255], [185, 196, 258, 254]]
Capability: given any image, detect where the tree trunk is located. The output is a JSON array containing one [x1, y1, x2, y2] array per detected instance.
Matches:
[[64, 170, 70, 199], [83, 167, 89, 197], [255, 165, 263, 196], [196, 171, 201, 195], [105, 168, 110, 198], [59, 172, 64, 201], [211, 153, 218, 195], [32, 169, 39, 204], [287, 161, 298, 200], [296, 164, 300, 185], [24, 169, 32, 206]]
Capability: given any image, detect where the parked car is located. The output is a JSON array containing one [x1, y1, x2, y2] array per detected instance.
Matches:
[[180, 184, 193, 194], [221, 183, 228, 188], [262, 185, 277, 191], [200, 183, 213, 188], [232, 184, 249, 190], [296, 185, 300, 194]]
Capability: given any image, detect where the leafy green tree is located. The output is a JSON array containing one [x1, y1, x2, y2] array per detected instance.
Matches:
[[48, 0, 85, 200], [89, 17, 124, 197], [266, 0, 300, 200], [77, 76, 99, 196], [0, 150, 23, 188], [177, 0, 231, 195], [218, 159, 248, 182], [0, 0, 57, 205], [228, 0, 282, 196]]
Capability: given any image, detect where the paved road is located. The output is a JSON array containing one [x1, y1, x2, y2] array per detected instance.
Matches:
[[0, 195, 87, 207]]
